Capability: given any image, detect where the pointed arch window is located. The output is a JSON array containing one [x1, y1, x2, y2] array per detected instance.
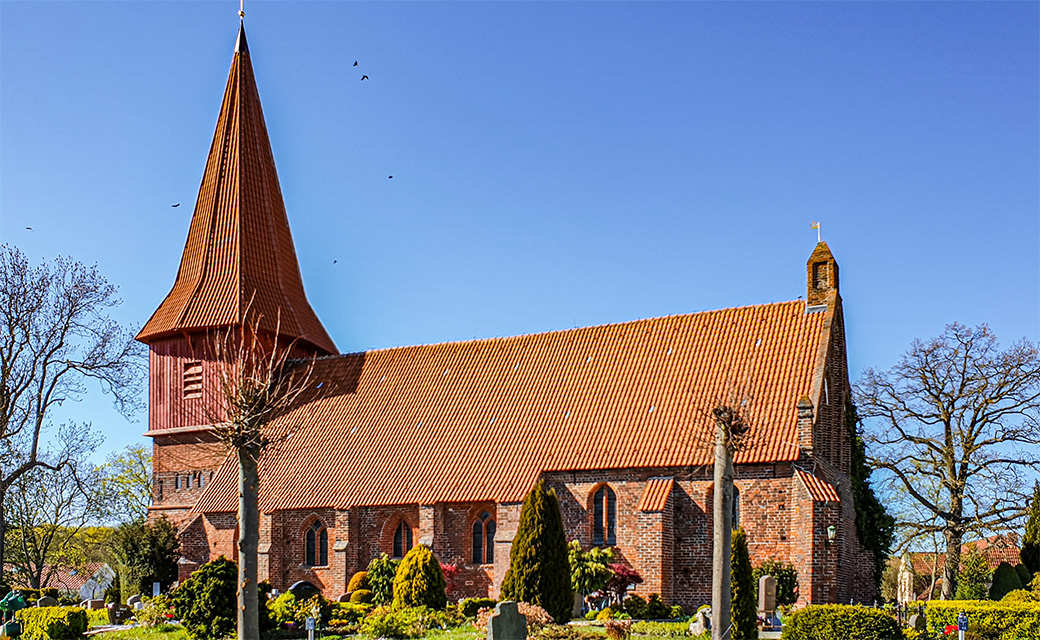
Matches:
[[592, 485, 617, 546], [305, 520, 328, 567], [471, 511, 496, 564], [392, 521, 413, 559]]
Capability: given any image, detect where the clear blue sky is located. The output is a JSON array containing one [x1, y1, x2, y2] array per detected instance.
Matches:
[[1, 1, 1038, 461]]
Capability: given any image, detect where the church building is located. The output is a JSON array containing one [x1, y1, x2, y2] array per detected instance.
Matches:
[[138, 25, 877, 610]]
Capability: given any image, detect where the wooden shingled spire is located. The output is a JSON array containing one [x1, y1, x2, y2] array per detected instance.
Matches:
[[138, 25, 336, 355]]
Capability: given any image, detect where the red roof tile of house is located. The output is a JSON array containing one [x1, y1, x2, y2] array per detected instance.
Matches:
[[796, 469, 840, 503], [907, 534, 1021, 576], [8, 563, 105, 593], [194, 299, 829, 513], [137, 25, 336, 355], [637, 478, 675, 512]]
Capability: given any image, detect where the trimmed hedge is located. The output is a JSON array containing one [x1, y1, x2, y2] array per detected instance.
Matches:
[[17, 607, 88, 640], [458, 597, 496, 618], [350, 589, 374, 604], [780, 605, 901, 640], [348, 570, 370, 592], [927, 600, 1040, 640]]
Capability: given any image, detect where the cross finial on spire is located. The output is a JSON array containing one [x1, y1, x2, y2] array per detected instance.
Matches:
[[810, 221, 821, 243]]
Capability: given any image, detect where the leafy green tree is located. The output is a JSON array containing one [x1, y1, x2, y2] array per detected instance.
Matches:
[[568, 541, 614, 605], [989, 561, 1023, 601], [109, 517, 180, 597], [170, 556, 237, 640], [752, 559, 799, 607], [501, 479, 573, 623], [102, 445, 152, 524], [1022, 482, 1040, 576], [392, 544, 447, 609], [367, 553, 400, 605], [955, 546, 991, 600], [730, 527, 756, 640]]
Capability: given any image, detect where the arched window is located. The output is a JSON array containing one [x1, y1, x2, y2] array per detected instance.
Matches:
[[592, 485, 617, 546], [732, 485, 740, 529], [471, 511, 496, 564], [305, 520, 328, 567], [392, 520, 413, 559]]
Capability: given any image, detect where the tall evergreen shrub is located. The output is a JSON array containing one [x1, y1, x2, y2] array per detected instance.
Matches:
[[956, 546, 992, 600], [1023, 482, 1040, 576], [170, 556, 237, 640], [367, 554, 401, 605], [501, 479, 573, 623], [730, 527, 756, 640], [990, 562, 1024, 601], [392, 544, 447, 610]]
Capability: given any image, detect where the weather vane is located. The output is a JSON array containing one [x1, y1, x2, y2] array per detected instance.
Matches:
[[239, 0, 245, 19], [810, 220, 821, 243]]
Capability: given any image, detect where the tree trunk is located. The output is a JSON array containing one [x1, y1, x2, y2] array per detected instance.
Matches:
[[238, 448, 260, 640], [942, 528, 963, 600], [0, 492, 7, 581], [712, 420, 734, 640]]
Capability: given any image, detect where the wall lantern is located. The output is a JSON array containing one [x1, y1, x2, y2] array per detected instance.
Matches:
[[826, 525, 837, 542]]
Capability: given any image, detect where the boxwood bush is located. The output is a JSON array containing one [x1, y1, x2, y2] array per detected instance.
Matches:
[[927, 600, 1040, 640], [781, 604, 901, 640], [17, 607, 88, 640]]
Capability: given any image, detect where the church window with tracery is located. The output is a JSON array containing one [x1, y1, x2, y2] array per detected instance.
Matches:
[[471, 511, 496, 564]]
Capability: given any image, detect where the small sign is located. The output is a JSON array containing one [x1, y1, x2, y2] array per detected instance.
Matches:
[[305, 617, 315, 631], [958, 613, 969, 631], [152, 582, 161, 597]]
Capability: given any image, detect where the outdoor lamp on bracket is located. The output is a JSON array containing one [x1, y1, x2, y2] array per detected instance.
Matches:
[[826, 525, 837, 542]]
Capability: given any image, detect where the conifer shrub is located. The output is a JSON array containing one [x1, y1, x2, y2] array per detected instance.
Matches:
[[780, 604, 902, 640], [956, 546, 992, 601], [350, 589, 374, 604], [644, 594, 670, 620], [16, 607, 88, 640], [348, 570, 370, 592], [990, 562, 1024, 601], [501, 479, 572, 623], [1001, 589, 1036, 603], [1022, 483, 1040, 576], [1016, 564, 1033, 589], [622, 595, 647, 619], [170, 556, 237, 640], [730, 527, 756, 640], [367, 553, 401, 605], [392, 544, 447, 610]]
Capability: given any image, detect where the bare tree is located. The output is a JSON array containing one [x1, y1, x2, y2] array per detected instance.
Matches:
[[856, 323, 1040, 599], [5, 422, 109, 589], [206, 317, 317, 640], [711, 405, 749, 640], [0, 244, 143, 567]]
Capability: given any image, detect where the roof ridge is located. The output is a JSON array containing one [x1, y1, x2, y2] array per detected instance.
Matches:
[[322, 299, 807, 357]]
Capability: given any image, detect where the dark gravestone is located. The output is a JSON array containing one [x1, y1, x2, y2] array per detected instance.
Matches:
[[488, 601, 526, 640], [289, 581, 321, 600], [36, 596, 58, 607]]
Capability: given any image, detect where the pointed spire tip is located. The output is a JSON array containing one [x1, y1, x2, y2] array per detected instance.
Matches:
[[235, 22, 249, 54]]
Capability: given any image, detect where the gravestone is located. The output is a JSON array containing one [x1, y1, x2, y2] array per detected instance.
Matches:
[[758, 575, 777, 613], [488, 601, 526, 640], [36, 596, 58, 607], [107, 603, 131, 625], [127, 594, 142, 607], [908, 613, 926, 632], [81, 599, 105, 610], [338, 593, 352, 603], [134, 601, 145, 610], [689, 607, 711, 635]]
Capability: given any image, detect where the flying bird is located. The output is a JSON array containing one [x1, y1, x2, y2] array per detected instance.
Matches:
[[333, 260, 338, 264], [388, 175, 393, 179], [361, 75, 369, 81], [24, 227, 32, 231], [353, 61, 358, 67], [172, 203, 181, 208]]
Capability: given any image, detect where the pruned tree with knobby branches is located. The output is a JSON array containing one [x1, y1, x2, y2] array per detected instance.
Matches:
[[204, 314, 320, 640], [855, 323, 1040, 600]]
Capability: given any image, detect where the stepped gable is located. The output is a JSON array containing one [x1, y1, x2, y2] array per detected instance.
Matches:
[[137, 25, 336, 354], [194, 299, 828, 513]]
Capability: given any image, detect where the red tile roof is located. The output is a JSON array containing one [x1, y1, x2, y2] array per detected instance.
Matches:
[[907, 534, 1021, 576], [8, 563, 105, 593], [796, 469, 840, 503], [194, 299, 828, 513], [137, 25, 336, 355], [637, 478, 675, 512]]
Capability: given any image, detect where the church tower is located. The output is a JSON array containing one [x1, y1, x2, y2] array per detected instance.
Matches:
[[137, 25, 336, 523]]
